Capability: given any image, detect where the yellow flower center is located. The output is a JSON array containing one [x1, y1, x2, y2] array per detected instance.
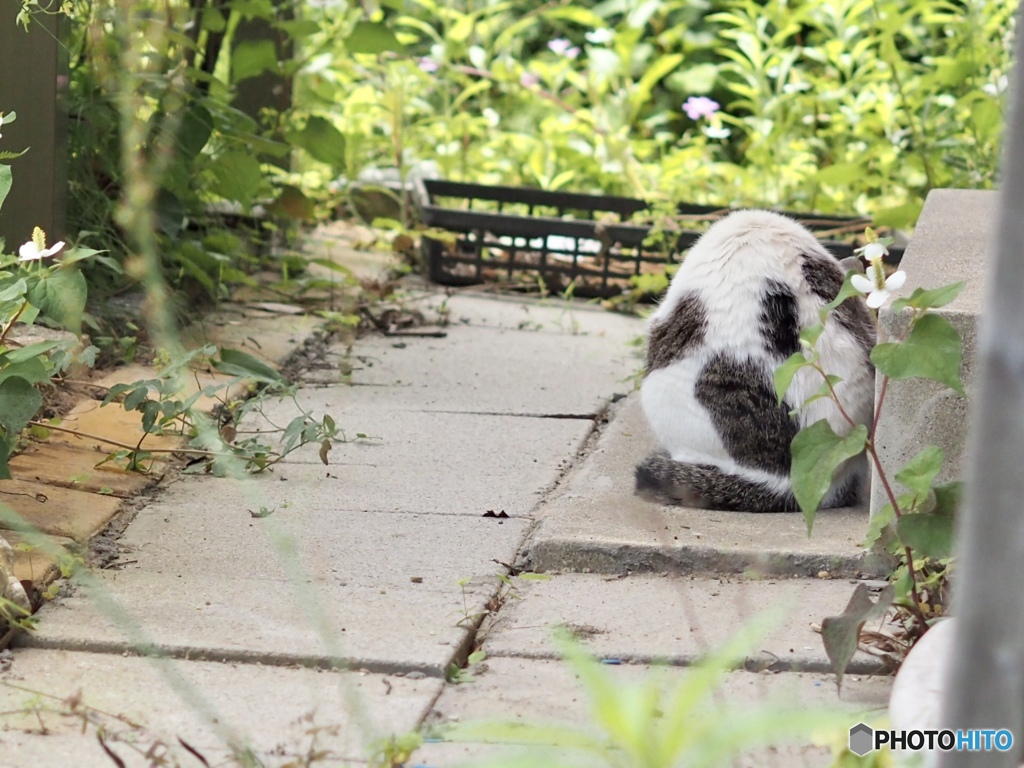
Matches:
[[31, 227, 46, 251]]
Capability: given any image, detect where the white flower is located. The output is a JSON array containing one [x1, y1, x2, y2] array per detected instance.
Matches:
[[18, 227, 64, 261], [851, 270, 906, 308], [702, 125, 731, 140], [850, 235, 906, 308], [859, 241, 887, 262], [585, 28, 614, 45]]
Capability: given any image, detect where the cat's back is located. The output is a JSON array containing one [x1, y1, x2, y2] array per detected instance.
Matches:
[[650, 209, 828, 359]]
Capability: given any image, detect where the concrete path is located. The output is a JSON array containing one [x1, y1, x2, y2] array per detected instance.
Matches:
[[0, 288, 892, 767]]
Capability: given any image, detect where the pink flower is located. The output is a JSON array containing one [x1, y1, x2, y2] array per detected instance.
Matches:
[[683, 96, 720, 121], [418, 58, 439, 73], [520, 72, 540, 88], [548, 38, 580, 60]]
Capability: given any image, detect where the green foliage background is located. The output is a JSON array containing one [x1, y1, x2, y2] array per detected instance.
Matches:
[[22, 0, 1019, 294]]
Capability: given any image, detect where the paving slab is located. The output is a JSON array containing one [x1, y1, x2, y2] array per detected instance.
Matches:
[[5, 531, 76, 583], [416, 656, 889, 768], [240, 404, 593, 517], [0, 647, 439, 766], [310, 322, 640, 416], [405, 290, 646, 346], [114, 483, 530, 590], [0, 478, 123, 543], [184, 303, 322, 367], [525, 395, 881, 577], [7, 440, 163, 497], [22, 501, 528, 675], [480, 572, 888, 674]]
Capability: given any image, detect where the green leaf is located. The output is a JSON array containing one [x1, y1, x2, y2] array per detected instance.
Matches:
[[814, 163, 864, 186], [346, 21, 405, 55], [666, 63, 719, 94], [4, 340, 61, 364], [208, 152, 263, 208], [232, 39, 279, 83], [790, 421, 869, 533], [176, 104, 214, 160], [821, 583, 894, 693], [0, 376, 42, 434], [541, 6, 605, 27], [897, 507, 954, 560], [123, 385, 151, 411], [27, 268, 87, 335], [213, 347, 286, 385], [0, 164, 11, 211], [895, 446, 944, 499], [286, 116, 347, 170], [773, 351, 810, 404], [0, 357, 50, 386], [891, 282, 965, 312], [871, 314, 964, 394], [0, 278, 27, 303], [872, 201, 924, 229], [863, 501, 898, 548], [632, 53, 684, 107], [933, 480, 964, 517], [819, 273, 864, 318]]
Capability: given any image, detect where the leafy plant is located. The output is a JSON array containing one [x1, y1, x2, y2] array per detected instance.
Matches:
[[776, 230, 965, 681]]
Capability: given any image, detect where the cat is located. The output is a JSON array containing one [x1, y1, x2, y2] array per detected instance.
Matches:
[[635, 209, 875, 512]]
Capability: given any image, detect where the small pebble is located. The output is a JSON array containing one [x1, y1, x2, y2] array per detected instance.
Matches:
[[411, 576, 423, 584]]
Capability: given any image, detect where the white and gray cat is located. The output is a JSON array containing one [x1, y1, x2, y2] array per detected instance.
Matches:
[[636, 209, 875, 512]]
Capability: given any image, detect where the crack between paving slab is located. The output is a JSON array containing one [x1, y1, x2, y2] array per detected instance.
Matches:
[[16, 635, 457, 678], [483, 649, 891, 676]]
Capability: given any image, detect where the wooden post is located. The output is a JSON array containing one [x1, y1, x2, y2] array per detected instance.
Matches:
[[0, 1, 68, 248], [937, 3, 1024, 765]]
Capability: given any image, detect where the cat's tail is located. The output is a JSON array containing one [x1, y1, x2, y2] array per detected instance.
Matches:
[[634, 451, 802, 513]]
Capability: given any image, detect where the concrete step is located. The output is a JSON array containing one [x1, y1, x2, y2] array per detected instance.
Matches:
[[525, 395, 882, 578]]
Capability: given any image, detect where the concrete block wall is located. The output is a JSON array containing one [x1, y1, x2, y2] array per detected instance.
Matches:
[[869, 189, 993, 517]]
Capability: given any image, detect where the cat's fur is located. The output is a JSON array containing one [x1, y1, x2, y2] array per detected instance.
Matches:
[[635, 209, 875, 512]]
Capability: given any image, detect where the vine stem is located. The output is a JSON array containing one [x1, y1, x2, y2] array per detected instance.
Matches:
[[866, 439, 929, 629], [27, 421, 228, 458], [814, 349, 929, 629], [0, 302, 29, 347]]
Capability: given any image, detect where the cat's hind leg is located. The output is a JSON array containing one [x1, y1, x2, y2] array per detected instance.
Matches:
[[634, 451, 801, 513]]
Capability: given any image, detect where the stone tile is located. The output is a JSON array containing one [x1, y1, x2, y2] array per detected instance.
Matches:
[[4, 531, 76, 584], [24, 572, 474, 676], [184, 304, 321, 366], [526, 395, 878, 577], [8, 441, 163, 497], [314, 323, 641, 416], [416, 656, 890, 768], [480, 572, 888, 674], [0, 647, 439, 765], [61, 396, 183, 452], [24, 505, 528, 675], [0, 479, 123, 543], [117, 487, 530, 589], [405, 290, 646, 346], [238, 406, 593, 516]]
